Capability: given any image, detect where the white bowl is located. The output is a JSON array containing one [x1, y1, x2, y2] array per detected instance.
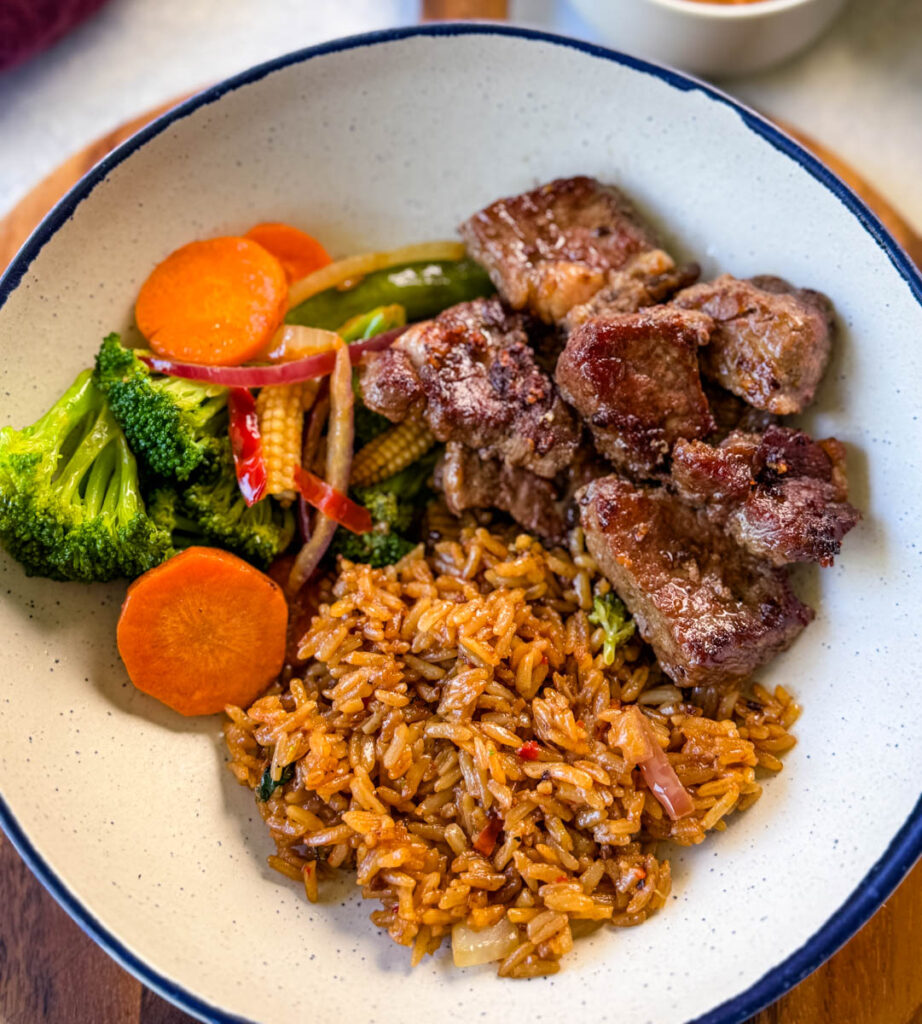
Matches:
[[1, 24, 921, 1024], [569, 0, 846, 77]]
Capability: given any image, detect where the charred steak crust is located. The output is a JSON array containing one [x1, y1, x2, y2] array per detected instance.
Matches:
[[579, 476, 813, 687], [673, 274, 834, 415], [672, 425, 860, 567], [555, 307, 716, 478], [460, 176, 696, 324], [359, 298, 580, 478], [358, 347, 424, 423]]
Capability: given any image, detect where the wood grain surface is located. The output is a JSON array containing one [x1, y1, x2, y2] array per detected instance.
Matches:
[[1, 3, 920, 1022]]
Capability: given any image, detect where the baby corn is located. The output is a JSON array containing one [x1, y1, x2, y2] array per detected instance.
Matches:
[[351, 414, 435, 487], [256, 382, 305, 503]]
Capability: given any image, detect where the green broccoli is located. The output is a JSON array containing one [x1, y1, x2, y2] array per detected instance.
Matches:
[[95, 333, 228, 482], [0, 369, 173, 581], [588, 592, 636, 665], [150, 441, 295, 570], [333, 525, 417, 569], [332, 448, 439, 568]]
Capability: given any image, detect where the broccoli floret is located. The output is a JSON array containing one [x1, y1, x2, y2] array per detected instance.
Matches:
[[588, 592, 636, 665], [332, 447, 440, 568], [0, 369, 173, 581], [353, 447, 440, 513], [151, 441, 295, 570], [333, 527, 417, 569], [95, 333, 228, 482], [352, 488, 412, 534]]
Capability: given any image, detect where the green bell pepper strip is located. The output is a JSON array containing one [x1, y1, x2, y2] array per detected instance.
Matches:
[[286, 258, 494, 331], [337, 303, 406, 343]]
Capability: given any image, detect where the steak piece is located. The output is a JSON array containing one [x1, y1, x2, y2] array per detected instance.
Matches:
[[672, 425, 860, 567], [359, 347, 423, 422], [555, 307, 715, 478], [563, 252, 699, 331], [703, 380, 777, 443], [673, 274, 834, 415], [434, 442, 566, 543], [579, 476, 813, 687], [359, 298, 579, 478], [460, 177, 697, 324]]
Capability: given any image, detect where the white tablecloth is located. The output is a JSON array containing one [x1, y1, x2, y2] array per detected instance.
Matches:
[[1, 0, 919, 234]]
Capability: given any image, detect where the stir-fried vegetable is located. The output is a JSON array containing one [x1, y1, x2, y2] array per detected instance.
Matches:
[[287, 343, 354, 593], [337, 303, 407, 344], [286, 258, 493, 331], [451, 917, 520, 968], [95, 333, 229, 483], [256, 764, 295, 801], [140, 326, 405, 387], [0, 370, 172, 581], [608, 706, 694, 821], [227, 388, 268, 506], [351, 414, 436, 487], [244, 222, 331, 282], [148, 446, 294, 571], [331, 449, 439, 569], [116, 546, 289, 716], [256, 381, 308, 502], [287, 240, 467, 308], [294, 467, 372, 535], [588, 592, 636, 665], [136, 237, 288, 366], [264, 325, 342, 363]]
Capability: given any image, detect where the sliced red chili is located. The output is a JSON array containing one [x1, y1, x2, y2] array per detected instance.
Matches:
[[516, 741, 540, 762], [472, 813, 504, 857], [293, 465, 372, 535], [227, 387, 267, 506]]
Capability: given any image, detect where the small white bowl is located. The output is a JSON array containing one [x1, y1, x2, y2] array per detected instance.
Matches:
[[569, 0, 846, 77]]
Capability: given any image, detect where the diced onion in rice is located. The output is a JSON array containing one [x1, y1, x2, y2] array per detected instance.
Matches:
[[452, 917, 520, 967]]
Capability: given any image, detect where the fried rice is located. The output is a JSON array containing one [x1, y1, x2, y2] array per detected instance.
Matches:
[[224, 517, 799, 977]]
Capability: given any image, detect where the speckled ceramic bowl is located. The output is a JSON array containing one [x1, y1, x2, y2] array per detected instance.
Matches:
[[1, 24, 920, 1024]]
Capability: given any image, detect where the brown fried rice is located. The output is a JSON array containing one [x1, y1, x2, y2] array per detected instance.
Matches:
[[224, 516, 799, 977]]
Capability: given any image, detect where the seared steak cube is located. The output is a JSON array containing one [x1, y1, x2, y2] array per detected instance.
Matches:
[[673, 274, 834, 415], [672, 425, 860, 566], [460, 176, 697, 324], [555, 307, 715, 477], [579, 475, 813, 687], [434, 442, 566, 543], [359, 298, 579, 478]]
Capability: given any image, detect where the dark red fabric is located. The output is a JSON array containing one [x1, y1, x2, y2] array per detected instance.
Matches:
[[0, 0, 110, 73]]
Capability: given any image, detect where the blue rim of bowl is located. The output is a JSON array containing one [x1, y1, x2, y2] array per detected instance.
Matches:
[[1, 21, 920, 1024]]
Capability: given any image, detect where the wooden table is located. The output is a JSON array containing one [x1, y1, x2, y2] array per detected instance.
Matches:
[[2, 2, 921, 1022]]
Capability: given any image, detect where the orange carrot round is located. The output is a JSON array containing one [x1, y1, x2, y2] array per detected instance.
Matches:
[[116, 547, 288, 716], [135, 237, 288, 366], [245, 222, 331, 282]]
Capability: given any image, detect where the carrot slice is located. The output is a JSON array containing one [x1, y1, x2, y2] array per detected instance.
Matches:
[[135, 237, 287, 366], [116, 547, 288, 716], [245, 222, 331, 282]]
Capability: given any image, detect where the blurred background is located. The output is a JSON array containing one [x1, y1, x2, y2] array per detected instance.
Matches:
[[0, 0, 920, 235]]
